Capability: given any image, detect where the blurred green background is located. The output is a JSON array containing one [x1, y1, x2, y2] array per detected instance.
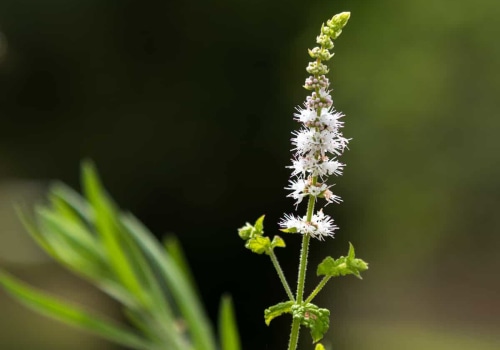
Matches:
[[0, 0, 499, 349]]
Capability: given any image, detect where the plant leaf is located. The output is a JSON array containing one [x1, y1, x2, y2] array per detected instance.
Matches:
[[317, 243, 368, 279], [164, 235, 200, 298], [218, 294, 241, 350], [121, 213, 217, 350], [254, 215, 265, 234], [244, 235, 271, 254], [81, 160, 147, 304], [0, 271, 155, 350], [271, 235, 286, 248], [293, 303, 330, 343], [264, 301, 294, 325]]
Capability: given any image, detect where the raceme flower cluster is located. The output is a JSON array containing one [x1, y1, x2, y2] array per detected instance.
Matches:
[[280, 13, 350, 241], [237, 13, 368, 349]]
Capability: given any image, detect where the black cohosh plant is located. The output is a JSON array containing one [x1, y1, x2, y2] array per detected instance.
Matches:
[[238, 12, 368, 350], [0, 11, 367, 350]]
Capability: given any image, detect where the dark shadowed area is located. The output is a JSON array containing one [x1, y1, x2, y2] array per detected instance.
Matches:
[[0, 0, 499, 349]]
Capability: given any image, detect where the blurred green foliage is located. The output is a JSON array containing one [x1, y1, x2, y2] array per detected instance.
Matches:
[[0, 161, 241, 350], [0, 0, 499, 349]]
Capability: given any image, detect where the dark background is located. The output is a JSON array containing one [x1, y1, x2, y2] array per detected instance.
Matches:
[[0, 0, 499, 349]]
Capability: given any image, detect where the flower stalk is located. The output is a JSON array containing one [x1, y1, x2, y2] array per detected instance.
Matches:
[[238, 11, 368, 349]]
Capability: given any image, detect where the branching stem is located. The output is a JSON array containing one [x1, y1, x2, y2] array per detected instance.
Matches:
[[268, 249, 295, 301]]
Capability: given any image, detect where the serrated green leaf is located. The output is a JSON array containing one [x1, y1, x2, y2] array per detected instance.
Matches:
[[271, 235, 286, 248], [218, 295, 241, 350], [264, 301, 294, 325], [0, 271, 155, 350], [317, 256, 338, 276], [293, 303, 330, 343], [317, 252, 368, 279], [244, 235, 271, 254], [254, 215, 265, 234]]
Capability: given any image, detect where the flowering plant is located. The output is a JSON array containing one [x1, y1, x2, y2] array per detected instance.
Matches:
[[237, 11, 368, 350], [0, 10, 367, 350]]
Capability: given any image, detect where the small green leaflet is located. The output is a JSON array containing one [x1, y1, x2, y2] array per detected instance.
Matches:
[[245, 236, 271, 254], [317, 243, 368, 279]]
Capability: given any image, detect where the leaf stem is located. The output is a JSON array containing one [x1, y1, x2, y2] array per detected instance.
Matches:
[[268, 249, 295, 301], [304, 276, 331, 304]]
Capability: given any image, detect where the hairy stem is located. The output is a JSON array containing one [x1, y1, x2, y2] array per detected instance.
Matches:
[[304, 276, 331, 304], [288, 183, 317, 350], [268, 249, 295, 301]]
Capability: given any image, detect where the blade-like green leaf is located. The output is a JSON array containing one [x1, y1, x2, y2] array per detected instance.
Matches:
[[17, 207, 138, 309], [35, 210, 104, 278], [121, 213, 217, 350], [36, 207, 106, 265], [51, 182, 93, 221], [57, 164, 178, 329], [49, 190, 88, 228], [0, 271, 155, 350], [124, 308, 190, 350], [49, 181, 171, 312], [164, 235, 200, 298], [81, 160, 147, 305], [218, 295, 241, 350], [15, 206, 58, 258]]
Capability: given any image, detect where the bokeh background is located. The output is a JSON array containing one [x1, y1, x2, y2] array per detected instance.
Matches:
[[1, 0, 499, 349]]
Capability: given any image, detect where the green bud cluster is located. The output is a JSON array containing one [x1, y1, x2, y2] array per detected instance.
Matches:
[[306, 61, 329, 75], [326, 12, 350, 40], [307, 11, 350, 74]]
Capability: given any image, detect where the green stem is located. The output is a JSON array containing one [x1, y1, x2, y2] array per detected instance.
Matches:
[[288, 318, 301, 350], [288, 183, 317, 350], [268, 249, 295, 301], [295, 232, 312, 304], [304, 276, 331, 304]]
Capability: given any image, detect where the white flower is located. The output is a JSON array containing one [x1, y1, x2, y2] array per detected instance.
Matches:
[[323, 188, 342, 205], [286, 179, 309, 205], [318, 159, 344, 177], [279, 210, 338, 240], [286, 178, 336, 206], [319, 108, 344, 131], [294, 107, 317, 124], [308, 183, 329, 197], [290, 156, 344, 178]]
